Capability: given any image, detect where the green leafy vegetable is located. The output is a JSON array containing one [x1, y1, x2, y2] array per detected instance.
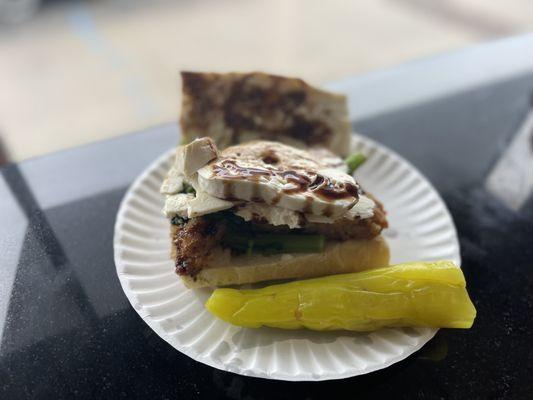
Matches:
[[345, 152, 367, 175], [222, 232, 325, 255], [207, 211, 325, 255], [182, 182, 196, 194], [171, 215, 188, 226]]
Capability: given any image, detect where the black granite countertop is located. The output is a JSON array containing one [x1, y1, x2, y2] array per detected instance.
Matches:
[[1, 37, 533, 399]]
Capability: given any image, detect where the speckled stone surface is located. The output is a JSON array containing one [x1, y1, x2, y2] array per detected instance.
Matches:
[[1, 73, 533, 399]]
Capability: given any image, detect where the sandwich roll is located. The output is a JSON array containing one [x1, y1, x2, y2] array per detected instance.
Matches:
[[181, 236, 390, 288]]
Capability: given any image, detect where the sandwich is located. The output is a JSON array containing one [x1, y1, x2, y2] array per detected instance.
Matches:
[[160, 71, 389, 288], [161, 137, 389, 288]]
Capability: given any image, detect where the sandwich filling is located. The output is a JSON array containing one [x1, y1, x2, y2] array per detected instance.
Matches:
[[161, 138, 388, 278]]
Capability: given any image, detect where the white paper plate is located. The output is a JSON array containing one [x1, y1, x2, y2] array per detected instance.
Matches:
[[114, 134, 460, 381]]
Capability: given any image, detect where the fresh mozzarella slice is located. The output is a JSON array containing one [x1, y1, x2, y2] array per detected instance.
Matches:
[[234, 203, 302, 229], [197, 141, 358, 217], [187, 190, 233, 218], [346, 194, 375, 219], [163, 190, 233, 218], [305, 214, 335, 224], [304, 194, 375, 224], [175, 137, 218, 176], [163, 193, 194, 217], [160, 167, 184, 194]]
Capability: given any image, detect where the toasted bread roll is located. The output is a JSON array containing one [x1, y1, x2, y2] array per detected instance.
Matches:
[[180, 236, 389, 288]]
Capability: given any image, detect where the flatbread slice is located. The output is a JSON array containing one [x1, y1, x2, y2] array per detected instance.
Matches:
[[180, 71, 351, 156]]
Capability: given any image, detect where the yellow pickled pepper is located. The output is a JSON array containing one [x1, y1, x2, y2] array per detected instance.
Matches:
[[205, 261, 476, 331]]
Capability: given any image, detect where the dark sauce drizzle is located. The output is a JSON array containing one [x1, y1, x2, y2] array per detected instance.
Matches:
[[212, 159, 359, 204]]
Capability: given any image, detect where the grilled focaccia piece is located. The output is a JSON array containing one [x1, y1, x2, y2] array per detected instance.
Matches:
[[180, 72, 351, 156]]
